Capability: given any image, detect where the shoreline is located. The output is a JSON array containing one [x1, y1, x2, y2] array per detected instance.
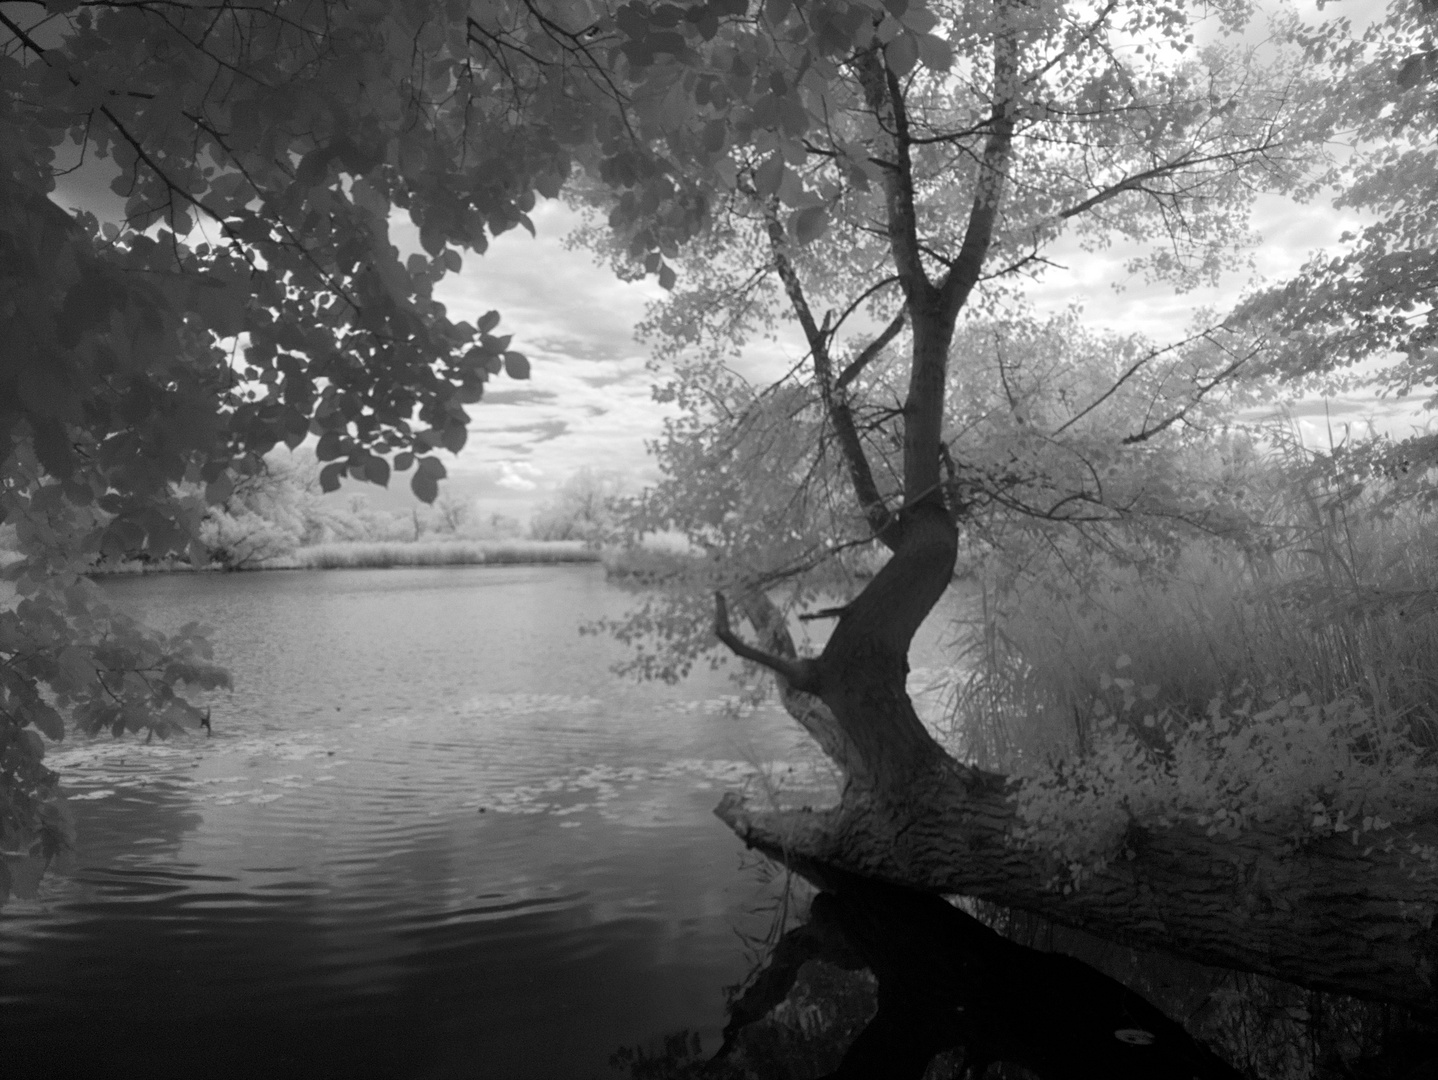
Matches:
[[78, 539, 602, 576]]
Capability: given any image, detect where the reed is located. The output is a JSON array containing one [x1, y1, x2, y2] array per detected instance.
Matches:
[[944, 453, 1438, 767], [280, 539, 600, 569]]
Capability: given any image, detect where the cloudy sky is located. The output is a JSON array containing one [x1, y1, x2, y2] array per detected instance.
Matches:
[[408, 0, 1423, 526], [410, 182, 1423, 524]]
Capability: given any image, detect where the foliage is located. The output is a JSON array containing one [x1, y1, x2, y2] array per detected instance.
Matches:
[[0, 0, 631, 867], [1236, 0, 1438, 402], [1012, 673, 1438, 891], [945, 430, 1438, 886], [577, 0, 1304, 686], [193, 453, 321, 568], [288, 538, 597, 569], [529, 467, 627, 541]]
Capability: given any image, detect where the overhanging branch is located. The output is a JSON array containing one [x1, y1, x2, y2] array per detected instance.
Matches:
[[714, 591, 822, 693]]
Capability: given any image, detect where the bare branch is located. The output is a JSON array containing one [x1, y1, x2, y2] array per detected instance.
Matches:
[[935, 22, 1018, 321], [1051, 329, 1217, 438], [1121, 345, 1260, 445], [836, 309, 906, 392], [761, 202, 895, 544]]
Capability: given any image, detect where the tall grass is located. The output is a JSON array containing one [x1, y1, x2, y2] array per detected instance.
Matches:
[[278, 539, 599, 569], [942, 441, 1438, 768]]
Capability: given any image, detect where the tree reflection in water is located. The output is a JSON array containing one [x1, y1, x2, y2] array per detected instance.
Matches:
[[613, 872, 1438, 1080]]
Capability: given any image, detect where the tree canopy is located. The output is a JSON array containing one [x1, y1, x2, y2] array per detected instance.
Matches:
[[1, 0, 602, 879]]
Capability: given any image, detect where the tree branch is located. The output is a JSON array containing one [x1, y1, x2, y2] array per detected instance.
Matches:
[[714, 592, 822, 693], [1056, 144, 1284, 222], [762, 204, 895, 544], [934, 15, 1018, 322], [836, 309, 906, 392], [1121, 345, 1259, 445], [853, 48, 934, 309]]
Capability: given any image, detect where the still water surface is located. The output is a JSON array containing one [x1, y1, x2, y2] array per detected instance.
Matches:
[[1, 566, 933, 1080]]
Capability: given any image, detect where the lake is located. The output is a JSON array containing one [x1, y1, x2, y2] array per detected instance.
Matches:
[[0, 564, 959, 1080]]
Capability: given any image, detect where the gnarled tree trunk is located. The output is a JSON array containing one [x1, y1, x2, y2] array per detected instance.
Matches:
[[710, 6, 1438, 1015]]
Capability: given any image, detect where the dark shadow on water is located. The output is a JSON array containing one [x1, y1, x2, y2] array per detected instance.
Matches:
[[613, 872, 1438, 1080]]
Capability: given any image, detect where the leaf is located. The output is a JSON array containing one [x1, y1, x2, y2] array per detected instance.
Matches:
[[205, 473, 233, 504], [478, 309, 502, 334], [350, 176, 390, 219], [394, 451, 415, 472], [193, 275, 248, 337], [753, 154, 785, 197], [658, 264, 677, 290], [440, 423, 468, 453], [27, 701, 66, 741], [411, 467, 439, 503], [363, 455, 390, 487], [916, 32, 952, 71], [504, 351, 531, 379], [319, 462, 345, 493], [315, 430, 345, 461], [790, 206, 828, 245], [885, 32, 919, 76], [31, 418, 75, 479]]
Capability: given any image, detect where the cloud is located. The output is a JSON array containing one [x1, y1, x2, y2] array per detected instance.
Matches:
[[390, 142, 1419, 522], [492, 461, 544, 491], [1017, 189, 1374, 351], [481, 388, 559, 405]]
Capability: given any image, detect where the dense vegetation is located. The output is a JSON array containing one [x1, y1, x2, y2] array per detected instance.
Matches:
[[4, 0, 1438, 1069]]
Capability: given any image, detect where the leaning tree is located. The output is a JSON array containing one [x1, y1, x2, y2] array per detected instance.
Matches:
[[581, 0, 1438, 1010], [6, 0, 1438, 1015]]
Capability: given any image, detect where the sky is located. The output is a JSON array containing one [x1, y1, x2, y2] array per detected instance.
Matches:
[[45, 0, 1428, 525], [397, 0, 1425, 522], [413, 185, 1426, 524]]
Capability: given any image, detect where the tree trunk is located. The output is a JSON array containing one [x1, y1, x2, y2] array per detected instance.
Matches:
[[711, 0, 1438, 1017], [715, 413, 1438, 1008], [716, 717, 1438, 1011], [717, 869, 1245, 1080]]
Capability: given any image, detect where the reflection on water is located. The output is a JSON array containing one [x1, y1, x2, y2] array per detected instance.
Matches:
[[2, 565, 924, 1080]]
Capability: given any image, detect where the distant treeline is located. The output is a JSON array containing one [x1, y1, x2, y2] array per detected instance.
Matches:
[[0, 455, 625, 572]]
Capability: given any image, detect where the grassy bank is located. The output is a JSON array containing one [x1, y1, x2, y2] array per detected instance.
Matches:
[[276, 538, 599, 569]]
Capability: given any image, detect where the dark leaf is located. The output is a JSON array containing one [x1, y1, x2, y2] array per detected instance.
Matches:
[[411, 468, 439, 503], [753, 154, 785, 197], [319, 462, 345, 493], [316, 430, 345, 461], [791, 206, 828, 245], [363, 455, 390, 487], [205, 473, 233, 504], [441, 423, 468, 453]]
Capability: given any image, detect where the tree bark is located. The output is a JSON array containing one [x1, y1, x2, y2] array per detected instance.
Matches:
[[716, 751, 1438, 1010], [725, 870, 1245, 1080]]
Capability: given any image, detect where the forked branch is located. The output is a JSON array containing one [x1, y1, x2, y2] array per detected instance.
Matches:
[[714, 592, 822, 693]]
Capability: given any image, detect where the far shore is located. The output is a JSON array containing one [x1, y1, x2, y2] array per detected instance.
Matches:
[[73, 538, 602, 575]]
